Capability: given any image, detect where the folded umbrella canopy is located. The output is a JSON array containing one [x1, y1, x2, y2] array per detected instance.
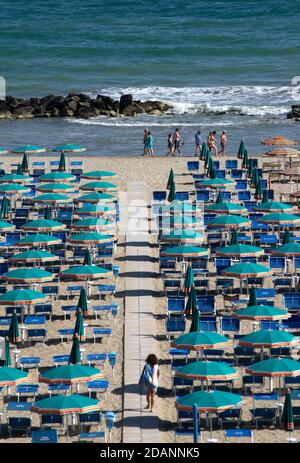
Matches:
[[282, 390, 295, 441], [83, 249, 92, 266], [254, 177, 262, 200], [69, 336, 82, 362], [167, 179, 176, 203], [200, 142, 208, 160], [8, 311, 19, 343], [4, 339, 11, 367], [80, 181, 117, 192], [77, 287, 88, 317], [39, 172, 76, 182], [2, 267, 54, 283], [242, 149, 249, 169], [0, 196, 10, 219], [237, 140, 245, 159], [166, 168, 174, 190], [81, 170, 117, 180], [183, 264, 194, 294], [58, 151, 66, 171], [16, 233, 62, 247], [229, 229, 238, 245], [73, 311, 85, 342]]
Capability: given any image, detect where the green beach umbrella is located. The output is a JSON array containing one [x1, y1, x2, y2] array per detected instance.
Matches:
[[189, 299, 200, 332], [12, 145, 46, 154], [60, 265, 112, 279], [254, 201, 294, 213], [254, 178, 262, 200], [270, 243, 300, 257], [16, 233, 62, 247], [247, 158, 254, 178], [262, 189, 269, 203], [198, 178, 234, 189], [75, 192, 116, 203], [204, 149, 211, 169], [0, 216, 14, 232], [21, 153, 29, 172], [234, 304, 290, 321], [229, 229, 238, 245], [53, 144, 86, 153], [246, 358, 300, 377], [250, 169, 259, 188], [282, 390, 295, 438], [176, 390, 243, 412], [0, 183, 30, 194], [207, 215, 250, 229], [242, 149, 249, 169], [31, 394, 102, 415], [21, 218, 66, 232], [171, 331, 230, 351], [207, 162, 216, 179], [167, 169, 174, 190], [80, 181, 117, 192], [258, 213, 300, 226], [9, 249, 59, 264], [36, 182, 74, 193], [8, 311, 19, 343], [175, 361, 238, 381], [83, 249, 92, 265], [216, 243, 263, 257], [34, 193, 73, 204], [248, 287, 257, 306], [77, 287, 88, 317], [239, 330, 297, 348], [161, 245, 208, 258], [205, 202, 247, 214], [73, 311, 85, 343], [0, 288, 47, 305], [216, 191, 223, 204], [75, 204, 114, 216], [16, 164, 23, 174], [167, 180, 176, 203], [69, 336, 82, 362], [39, 365, 103, 385], [221, 262, 272, 278], [68, 232, 113, 245], [2, 267, 54, 283], [282, 230, 291, 244], [44, 207, 52, 220], [0, 173, 31, 183], [39, 172, 76, 182], [0, 366, 28, 386], [183, 264, 194, 295], [160, 230, 205, 243], [81, 170, 117, 180], [237, 140, 245, 159], [185, 285, 197, 317], [200, 142, 208, 160], [4, 338, 11, 367], [159, 201, 196, 215], [58, 151, 66, 171], [1, 197, 10, 219]]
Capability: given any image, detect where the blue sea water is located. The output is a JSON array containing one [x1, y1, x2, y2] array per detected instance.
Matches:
[[0, 0, 299, 156]]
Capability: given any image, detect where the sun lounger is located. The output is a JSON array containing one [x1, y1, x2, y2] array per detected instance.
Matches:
[[32, 429, 58, 444], [8, 417, 31, 437], [87, 380, 110, 399], [169, 348, 190, 364], [78, 411, 102, 431], [52, 355, 70, 366], [242, 375, 264, 393], [283, 292, 300, 313], [224, 429, 253, 443], [199, 316, 217, 332], [220, 317, 240, 335], [27, 328, 47, 344], [16, 384, 39, 402], [250, 393, 280, 429], [187, 161, 199, 172], [225, 160, 238, 170], [203, 349, 224, 361], [48, 383, 70, 396], [167, 297, 185, 315], [92, 328, 112, 343], [61, 305, 77, 320], [25, 315, 46, 326], [18, 357, 41, 371], [166, 316, 186, 339], [85, 353, 107, 367], [78, 431, 106, 442], [196, 295, 215, 316], [218, 408, 242, 429], [58, 329, 75, 342], [41, 414, 63, 433]]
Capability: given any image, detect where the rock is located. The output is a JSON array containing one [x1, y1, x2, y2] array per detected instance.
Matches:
[[109, 110, 118, 117], [119, 94, 133, 113], [59, 108, 74, 117], [76, 107, 96, 119], [0, 111, 12, 119], [96, 95, 118, 111], [289, 104, 300, 119], [11, 106, 35, 115], [149, 109, 163, 116]]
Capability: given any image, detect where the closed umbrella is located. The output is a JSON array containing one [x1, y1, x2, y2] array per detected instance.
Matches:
[[204, 149, 211, 169], [69, 336, 82, 362], [282, 230, 291, 244], [1, 197, 10, 219], [262, 189, 269, 203], [77, 287, 88, 317], [167, 180, 176, 203], [248, 287, 257, 306], [237, 140, 245, 159], [58, 152, 66, 171], [44, 208, 52, 220], [229, 229, 238, 245], [183, 264, 194, 294], [185, 286, 197, 319], [200, 142, 208, 160], [247, 158, 254, 178], [83, 249, 92, 266], [73, 311, 85, 342], [21, 154, 29, 173], [167, 169, 174, 190], [242, 149, 249, 169], [282, 389, 295, 442], [4, 338, 11, 367], [250, 168, 259, 188], [16, 164, 23, 175], [8, 311, 19, 343], [254, 178, 262, 200]]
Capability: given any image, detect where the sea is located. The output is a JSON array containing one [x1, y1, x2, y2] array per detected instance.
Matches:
[[0, 0, 300, 156]]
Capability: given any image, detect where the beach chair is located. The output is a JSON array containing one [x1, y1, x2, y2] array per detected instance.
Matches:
[[27, 328, 47, 344], [225, 160, 238, 170], [294, 257, 300, 275], [66, 285, 84, 299], [177, 409, 194, 427], [218, 408, 242, 429], [8, 417, 31, 437], [32, 429, 58, 444], [203, 349, 224, 361], [61, 305, 77, 320], [215, 258, 231, 276], [25, 315, 46, 326], [254, 288, 275, 303], [164, 279, 181, 296], [270, 347, 291, 357], [48, 383, 70, 396], [215, 169, 226, 179], [52, 355, 70, 367], [58, 329, 75, 342], [196, 295, 215, 316], [92, 328, 112, 343], [282, 315, 300, 332], [33, 304, 53, 319], [166, 316, 186, 339], [87, 381, 110, 399], [242, 375, 264, 393], [42, 285, 59, 300], [152, 191, 166, 202], [169, 348, 190, 365], [41, 414, 63, 434], [234, 346, 254, 365], [231, 169, 243, 179], [224, 429, 253, 443], [18, 357, 41, 371], [175, 191, 189, 201], [78, 411, 102, 431], [174, 428, 202, 442], [250, 393, 280, 428], [269, 256, 287, 274], [220, 317, 240, 336], [274, 277, 293, 291], [194, 279, 209, 294], [283, 292, 300, 313], [284, 377, 300, 389], [16, 384, 39, 402], [167, 297, 185, 315], [191, 259, 209, 275], [78, 431, 106, 443], [85, 353, 107, 367], [199, 316, 217, 332], [235, 180, 248, 191], [196, 190, 210, 202], [97, 284, 116, 297], [187, 161, 199, 172], [240, 256, 257, 264]]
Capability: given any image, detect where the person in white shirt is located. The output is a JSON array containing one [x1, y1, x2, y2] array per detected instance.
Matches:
[[141, 354, 160, 412]]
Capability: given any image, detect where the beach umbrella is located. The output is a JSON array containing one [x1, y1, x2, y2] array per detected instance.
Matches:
[[247, 158, 254, 178], [4, 338, 11, 367], [282, 230, 291, 244], [239, 330, 297, 348], [21, 218, 66, 232], [253, 201, 294, 213], [58, 152, 66, 171], [69, 336, 82, 362], [0, 173, 31, 183], [81, 170, 117, 180], [200, 142, 208, 160], [12, 145, 46, 154], [16, 164, 23, 175], [160, 230, 205, 243], [270, 243, 300, 257], [189, 301, 200, 333], [216, 243, 263, 258], [161, 215, 199, 230], [234, 304, 290, 321], [75, 204, 114, 216], [264, 147, 300, 169], [197, 178, 234, 189], [0, 289, 47, 305], [21, 153, 29, 173], [77, 287, 88, 317], [185, 285, 197, 317], [8, 311, 19, 343], [39, 172, 76, 183], [204, 149, 211, 169], [216, 191, 223, 204], [80, 181, 117, 192], [183, 265, 194, 294], [1, 197, 10, 219], [242, 149, 249, 169], [171, 331, 230, 351], [167, 180, 176, 203], [2, 267, 54, 283], [73, 311, 85, 343], [0, 216, 15, 232], [36, 183, 74, 193], [33, 193, 73, 204], [0, 148, 8, 155], [68, 232, 113, 245], [53, 144, 86, 153], [258, 213, 300, 226], [207, 215, 250, 229], [207, 162, 215, 179], [248, 287, 257, 306], [159, 201, 196, 215], [16, 233, 62, 247], [205, 202, 247, 214], [282, 389, 295, 441], [175, 361, 238, 382], [9, 249, 59, 264], [0, 366, 28, 386], [250, 169, 259, 188], [39, 365, 103, 385], [0, 183, 30, 194], [75, 192, 116, 203], [83, 249, 92, 266], [262, 189, 269, 203], [44, 207, 52, 220], [60, 265, 112, 280], [161, 245, 208, 258], [254, 178, 262, 200], [221, 262, 272, 278], [167, 169, 174, 190], [246, 358, 300, 378], [261, 136, 297, 146], [229, 229, 238, 245], [237, 140, 245, 159]]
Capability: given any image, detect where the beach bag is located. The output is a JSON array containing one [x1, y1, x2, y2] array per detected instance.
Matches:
[[138, 365, 146, 386]]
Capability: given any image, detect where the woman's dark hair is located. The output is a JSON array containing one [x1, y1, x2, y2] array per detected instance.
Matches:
[[146, 354, 158, 367]]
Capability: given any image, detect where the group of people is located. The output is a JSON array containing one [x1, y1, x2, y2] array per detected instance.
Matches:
[[142, 128, 227, 157]]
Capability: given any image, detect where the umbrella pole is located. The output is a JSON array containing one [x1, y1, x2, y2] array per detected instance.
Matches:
[[66, 414, 69, 443]]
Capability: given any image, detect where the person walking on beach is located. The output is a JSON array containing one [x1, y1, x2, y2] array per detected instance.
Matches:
[[173, 128, 184, 156], [142, 129, 148, 156], [219, 130, 227, 156], [140, 354, 159, 412], [144, 130, 154, 156], [208, 130, 218, 157], [166, 133, 174, 156], [195, 130, 202, 157]]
